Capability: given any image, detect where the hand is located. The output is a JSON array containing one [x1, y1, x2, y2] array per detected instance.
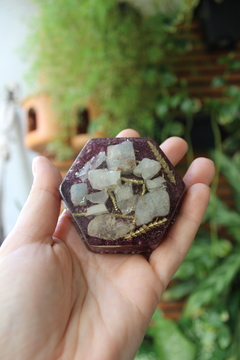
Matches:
[[0, 129, 214, 360]]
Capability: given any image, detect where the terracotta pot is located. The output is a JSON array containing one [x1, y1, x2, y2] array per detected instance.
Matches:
[[22, 93, 61, 153], [22, 93, 106, 156], [70, 98, 106, 153]]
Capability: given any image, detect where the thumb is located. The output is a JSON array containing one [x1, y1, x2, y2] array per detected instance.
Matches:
[[7, 156, 62, 245]]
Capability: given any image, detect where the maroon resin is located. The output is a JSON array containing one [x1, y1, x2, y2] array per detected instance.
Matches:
[[59, 137, 185, 254]]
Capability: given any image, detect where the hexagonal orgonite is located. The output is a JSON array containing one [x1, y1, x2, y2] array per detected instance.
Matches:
[[59, 137, 185, 254]]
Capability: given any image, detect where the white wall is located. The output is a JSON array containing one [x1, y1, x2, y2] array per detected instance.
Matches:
[[0, 0, 38, 98], [0, 0, 38, 238]]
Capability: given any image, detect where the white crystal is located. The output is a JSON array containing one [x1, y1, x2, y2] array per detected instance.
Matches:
[[146, 176, 166, 192], [88, 169, 121, 190], [133, 158, 161, 180], [114, 183, 138, 214], [117, 195, 139, 215], [114, 182, 133, 202], [86, 190, 109, 204], [70, 183, 88, 206], [88, 214, 135, 240], [135, 189, 170, 226], [76, 151, 106, 181], [86, 204, 108, 216], [107, 141, 136, 174]]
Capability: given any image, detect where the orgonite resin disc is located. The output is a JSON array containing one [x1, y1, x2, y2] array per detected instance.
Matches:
[[59, 138, 185, 254]]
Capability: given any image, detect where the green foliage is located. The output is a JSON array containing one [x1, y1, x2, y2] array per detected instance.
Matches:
[[161, 153, 240, 359], [27, 0, 193, 146], [183, 251, 240, 318], [135, 139, 240, 359], [179, 306, 231, 360], [135, 310, 196, 360]]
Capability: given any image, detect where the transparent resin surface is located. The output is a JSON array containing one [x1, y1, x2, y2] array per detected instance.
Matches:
[[59, 138, 185, 254]]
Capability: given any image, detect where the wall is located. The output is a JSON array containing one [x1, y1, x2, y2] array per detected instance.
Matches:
[[0, 0, 38, 239]]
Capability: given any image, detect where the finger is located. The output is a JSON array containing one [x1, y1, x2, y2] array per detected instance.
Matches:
[[183, 157, 215, 190], [54, 212, 91, 260], [116, 129, 140, 138], [10, 156, 62, 243], [160, 137, 188, 166], [150, 183, 210, 292]]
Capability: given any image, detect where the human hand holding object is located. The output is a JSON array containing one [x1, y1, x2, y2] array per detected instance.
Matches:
[[0, 129, 214, 360]]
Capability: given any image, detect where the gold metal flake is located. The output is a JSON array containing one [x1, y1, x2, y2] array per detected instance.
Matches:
[[124, 218, 168, 239], [111, 213, 135, 220], [73, 212, 86, 217], [141, 182, 146, 196], [107, 190, 121, 213], [72, 212, 135, 221], [147, 141, 176, 184], [121, 177, 144, 185]]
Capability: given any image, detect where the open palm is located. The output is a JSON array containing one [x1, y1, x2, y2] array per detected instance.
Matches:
[[0, 130, 214, 360]]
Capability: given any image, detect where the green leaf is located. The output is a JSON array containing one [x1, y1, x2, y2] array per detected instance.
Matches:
[[233, 150, 240, 167], [156, 103, 169, 117], [174, 260, 196, 280], [230, 60, 240, 71], [212, 150, 240, 213], [169, 94, 182, 108], [136, 335, 159, 360], [217, 151, 240, 212], [168, 121, 184, 136], [183, 251, 240, 318], [217, 324, 232, 349], [218, 104, 239, 125], [180, 98, 195, 115], [162, 279, 197, 301], [211, 76, 226, 88], [225, 86, 240, 98], [213, 239, 233, 258], [148, 311, 196, 360], [160, 72, 177, 87], [205, 193, 240, 230]]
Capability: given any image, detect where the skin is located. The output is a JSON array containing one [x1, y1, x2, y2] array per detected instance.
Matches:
[[0, 129, 215, 360]]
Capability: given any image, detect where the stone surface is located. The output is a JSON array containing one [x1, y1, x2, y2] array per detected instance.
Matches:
[[117, 195, 139, 215], [59, 137, 186, 254], [114, 182, 133, 202], [114, 182, 139, 214], [87, 190, 109, 204], [146, 176, 166, 191], [76, 151, 106, 182], [107, 140, 136, 174], [70, 183, 88, 206], [88, 169, 121, 190], [88, 214, 135, 240], [86, 204, 108, 217], [133, 158, 161, 180], [135, 189, 170, 226]]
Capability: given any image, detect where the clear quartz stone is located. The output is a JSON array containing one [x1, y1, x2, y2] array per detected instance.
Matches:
[[86, 190, 109, 204], [107, 141, 136, 174], [135, 189, 170, 226], [146, 176, 166, 192], [117, 195, 139, 215], [86, 204, 108, 217], [76, 152, 106, 181], [88, 169, 121, 190], [88, 214, 135, 240], [114, 183, 138, 214], [133, 158, 161, 180], [114, 182, 133, 202], [70, 183, 88, 206]]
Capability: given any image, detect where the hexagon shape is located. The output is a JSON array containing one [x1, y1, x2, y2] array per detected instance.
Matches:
[[59, 137, 185, 254]]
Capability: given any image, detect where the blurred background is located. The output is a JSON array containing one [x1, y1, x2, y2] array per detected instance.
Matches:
[[1, 0, 240, 359]]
